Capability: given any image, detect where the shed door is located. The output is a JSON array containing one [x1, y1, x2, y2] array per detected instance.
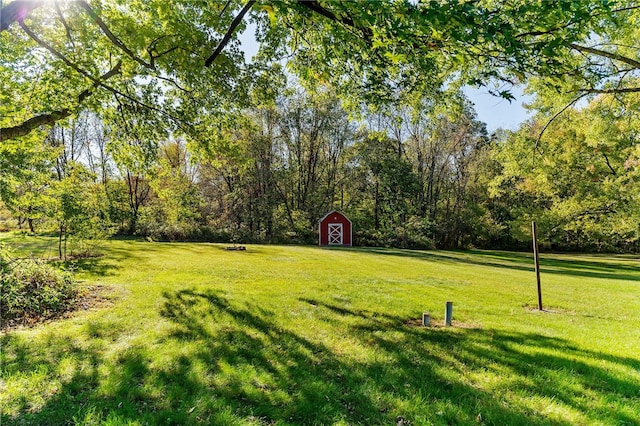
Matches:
[[328, 223, 343, 245]]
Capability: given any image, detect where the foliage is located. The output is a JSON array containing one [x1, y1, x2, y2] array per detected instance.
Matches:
[[0, 200, 13, 232], [0, 244, 77, 324], [0, 123, 115, 256], [137, 141, 205, 241], [354, 216, 435, 250], [2, 0, 637, 145], [1, 237, 639, 424], [1, 0, 251, 145], [2, 1, 640, 252], [493, 92, 640, 252], [0, 132, 57, 232], [193, 88, 356, 244], [50, 163, 105, 257], [260, 0, 628, 107], [2, 77, 639, 252]]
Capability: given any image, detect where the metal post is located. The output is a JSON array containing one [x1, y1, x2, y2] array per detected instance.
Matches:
[[444, 301, 453, 326], [532, 221, 543, 310], [422, 313, 430, 326]]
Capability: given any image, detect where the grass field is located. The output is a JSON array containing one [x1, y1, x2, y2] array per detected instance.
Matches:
[[1, 234, 639, 425]]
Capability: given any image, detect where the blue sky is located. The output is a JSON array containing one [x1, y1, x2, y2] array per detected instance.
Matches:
[[464, 87, 533, 133]]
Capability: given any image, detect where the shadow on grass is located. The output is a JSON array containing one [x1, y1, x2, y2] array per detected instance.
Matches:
[[344, 247, 640, 282], [62, 244, 143, 278], [2, 290, 639, 425], [0, 235, 151, 278], [63, 240, 172, 277]]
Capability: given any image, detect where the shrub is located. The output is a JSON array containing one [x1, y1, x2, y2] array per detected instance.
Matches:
[[0, 246, 77, 325], [354, 223, 435, 250]]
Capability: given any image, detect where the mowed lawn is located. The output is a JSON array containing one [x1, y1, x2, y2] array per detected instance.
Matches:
[[1, 235, 639, 425]]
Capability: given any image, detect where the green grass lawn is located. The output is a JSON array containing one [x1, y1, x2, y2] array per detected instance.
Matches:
[[1, 234, 639, 425]]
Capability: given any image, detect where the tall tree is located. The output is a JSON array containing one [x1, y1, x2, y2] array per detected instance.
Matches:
[[277, 89, 354, 228], [137, 140, 204, 240], [352, 131, 420, 235], [493, 92, 640, 251], [0, 133, 56, 232]]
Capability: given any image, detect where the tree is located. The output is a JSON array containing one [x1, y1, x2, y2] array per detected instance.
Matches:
[[105, 103, 162, 235], [49, 162, 104, 259], [276, 88, 354, 233], [193, 85, 355, 244], [350, 94, 493, 249], [2, 0, 636, 146], [417, 102, 491, 248], [0, 132, 56, 232], [138, 140, 204, 240], [194, 110, 278, 243], [492, 93, 640, 252], [350, 131, 421, 245]]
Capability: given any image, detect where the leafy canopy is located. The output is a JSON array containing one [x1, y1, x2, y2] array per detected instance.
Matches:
[[1, 0, 638, 147]]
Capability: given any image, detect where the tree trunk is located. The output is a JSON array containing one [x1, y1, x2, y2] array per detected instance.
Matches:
[[374, 179, 380, 230], [58, 226, 64, 260]]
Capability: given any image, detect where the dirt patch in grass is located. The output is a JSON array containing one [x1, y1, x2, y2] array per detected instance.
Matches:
[[75, 284, 119, 312], [522, 304, 575, 315], [1, 284, 118, 331]]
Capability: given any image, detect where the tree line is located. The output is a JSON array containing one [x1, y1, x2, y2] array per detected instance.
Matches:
[[2, 82, 638, 255], [2, 1, 639, 254]]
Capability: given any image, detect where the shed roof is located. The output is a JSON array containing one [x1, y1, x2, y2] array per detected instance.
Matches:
[[318, 210, 351, 224]]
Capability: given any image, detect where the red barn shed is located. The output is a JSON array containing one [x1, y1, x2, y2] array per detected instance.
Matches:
[[318, 211, 352, 246]]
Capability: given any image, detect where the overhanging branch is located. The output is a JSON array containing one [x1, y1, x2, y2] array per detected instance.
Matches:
[[2, 0, 160, 70], [74, 0, 153, 69], [205, 0, 256, 67], [0, 0, 44, 31], [0, 61, 122, 142], [535, 93, 587, 151], [569, 43, 640, 69], [1, 110, 72, 142], [296, 0, 373, 41], [580, 87, 640, 94], [18, 20, 182, 123]]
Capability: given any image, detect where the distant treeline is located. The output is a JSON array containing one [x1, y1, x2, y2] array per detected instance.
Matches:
[[1, 88, 638, 255]]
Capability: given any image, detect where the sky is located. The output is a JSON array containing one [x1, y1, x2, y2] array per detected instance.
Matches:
[[239, 27, 532, 134], [464, 87, 533, 133]]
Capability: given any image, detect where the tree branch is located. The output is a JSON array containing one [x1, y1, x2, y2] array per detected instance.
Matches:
[[569, 43, 640, 69], [74, 0, 153, 69], [298, 0, 345, 24], [205, 0, 256, 67], [19, 20, 111, 88], [296, 0, 373, 41], [2, 0, 158, 69], [55, 1, 75, 47], [579, 87, 640, 94], [535, 93, 587, 151], [18, 20, 182, 124], [0, 0, 44, 32], [611, 5, 640, 13], [1, 110, 71, 142], [0, 61, 122, 142], [602, 152, 617, 176]]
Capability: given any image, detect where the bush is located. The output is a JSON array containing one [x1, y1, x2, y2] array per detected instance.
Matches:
[[353, 216, 435, 249], [1, 246, 77, 324]]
